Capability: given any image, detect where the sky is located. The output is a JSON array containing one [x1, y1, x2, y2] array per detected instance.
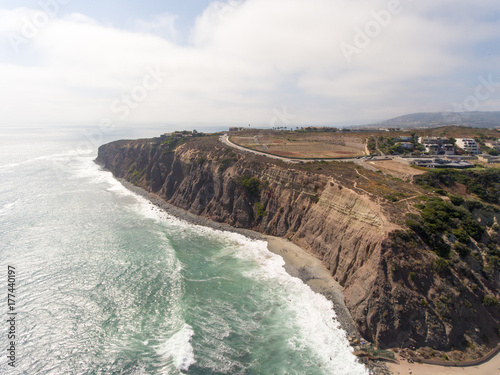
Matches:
[[0, 0, 500, 128]]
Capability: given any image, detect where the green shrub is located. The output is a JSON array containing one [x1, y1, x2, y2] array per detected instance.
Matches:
[[238, 176, 261, 196], [452, 228, 470, 244], [483, 295, 499, 306], [489, 256, 500, 268], [454, 242, 470, 258], [466, 200, 484, 211], [462, 218, 484, 241], [409, 272, 416, 281], [254, 202, 267, 217], [448, 194, 464, 206], [130, 168, 145, 182], [161, 135, 185, 151], [433, 258, 449, 275], [310, 195, 320, 203], [429, 236, 451, 258], [219, 158, 235, 171]]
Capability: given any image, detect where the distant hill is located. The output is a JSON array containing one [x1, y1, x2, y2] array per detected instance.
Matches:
[[372, 111, 500, 129]]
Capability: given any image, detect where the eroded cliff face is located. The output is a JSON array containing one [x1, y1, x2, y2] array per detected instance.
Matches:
[[96, 137, 499, 353]]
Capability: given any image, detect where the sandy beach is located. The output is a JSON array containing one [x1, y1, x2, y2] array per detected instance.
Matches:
[[387, 354, 500, 375], [265, 235, 361, 339]]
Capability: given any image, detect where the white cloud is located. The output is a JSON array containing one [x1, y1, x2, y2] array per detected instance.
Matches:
[[134, 12, 178, 41], [0, 0, 499, 127]]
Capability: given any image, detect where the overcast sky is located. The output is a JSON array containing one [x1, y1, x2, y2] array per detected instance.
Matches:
[[1, 0, 499, 128]]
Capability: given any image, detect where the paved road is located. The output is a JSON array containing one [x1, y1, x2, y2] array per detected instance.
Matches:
[[220, 134, 382, 171]]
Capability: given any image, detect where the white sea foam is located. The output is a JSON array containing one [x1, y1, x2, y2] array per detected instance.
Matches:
[[157, 324, 196, 372], [205, 232, 369, 375], [0, 201, 17, 216]]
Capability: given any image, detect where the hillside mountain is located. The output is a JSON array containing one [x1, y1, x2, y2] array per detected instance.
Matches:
[[373, 111, 500, 129]]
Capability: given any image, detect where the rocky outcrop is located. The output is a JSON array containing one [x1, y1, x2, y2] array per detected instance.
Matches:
[[96, 136, 500, 354]]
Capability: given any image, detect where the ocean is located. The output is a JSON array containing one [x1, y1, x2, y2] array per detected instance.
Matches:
[[0, 125, 368, 375]]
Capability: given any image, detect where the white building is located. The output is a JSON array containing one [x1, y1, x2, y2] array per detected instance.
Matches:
[[442, 144, 455, 155], [395, 136, 413, 142], [398, 142, 414, 149], [418, 137, 455, 155], [456, 138, 480, 155], [486, 140, 500, 152]]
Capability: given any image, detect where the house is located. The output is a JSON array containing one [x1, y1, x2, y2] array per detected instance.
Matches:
[[442, 144, 455, 155], [478, 155, 500, 164], [394, 136, 413, 142], [486, 140, 500, 152], [412, 158, 473, 169], [398, 142, 414, 149], [455, 138, 480, 155], [418, 137, 455, 155]]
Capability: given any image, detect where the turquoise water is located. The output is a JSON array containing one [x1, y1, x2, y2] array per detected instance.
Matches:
[[0, 127, 367, 374]]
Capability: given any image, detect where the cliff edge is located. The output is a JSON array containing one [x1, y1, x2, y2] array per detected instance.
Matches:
[[96, 134, 500, 360]]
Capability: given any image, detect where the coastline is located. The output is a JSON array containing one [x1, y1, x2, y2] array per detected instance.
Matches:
[[264, 235, 361, 340], [117, 179, 361, 339], [115, 178, 500, 375]]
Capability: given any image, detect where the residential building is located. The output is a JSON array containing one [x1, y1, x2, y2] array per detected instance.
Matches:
[[412, 158, 473, 169], [486, 140, 500, 152], [398, 142, 414, 149], [394, 136, 413, 142], [442, 144, 455, 154], [455, 138, 480, 155], [478, 155, 500, 164], [418, 137, 455, 155]]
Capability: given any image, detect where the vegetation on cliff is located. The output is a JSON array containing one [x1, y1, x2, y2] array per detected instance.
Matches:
[[415, 169, 500, 204]]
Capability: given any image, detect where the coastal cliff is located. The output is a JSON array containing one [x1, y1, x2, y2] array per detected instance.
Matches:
[[96, 134, 500, 358]]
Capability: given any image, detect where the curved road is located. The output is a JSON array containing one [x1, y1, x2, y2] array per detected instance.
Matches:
[[220, 134, 380, 171]]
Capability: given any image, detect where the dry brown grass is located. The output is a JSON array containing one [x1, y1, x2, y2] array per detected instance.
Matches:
[[369, 159, 426, 180], [231, 131, 366, 159]]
